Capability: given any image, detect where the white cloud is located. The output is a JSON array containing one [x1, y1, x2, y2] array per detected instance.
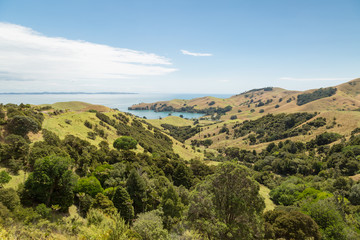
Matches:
[[181, 49, 212, 57], [280, 77, 352, 81], [0, 22, 177, 83]]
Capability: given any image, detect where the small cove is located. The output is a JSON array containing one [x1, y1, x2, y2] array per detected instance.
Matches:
[[0, 93, 233, 119]]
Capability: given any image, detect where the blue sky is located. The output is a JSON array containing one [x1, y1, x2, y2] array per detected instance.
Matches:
[[0, 0, 359, 93]]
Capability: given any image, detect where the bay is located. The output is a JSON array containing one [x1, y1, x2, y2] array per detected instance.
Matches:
[[0, 93, 233, 119]]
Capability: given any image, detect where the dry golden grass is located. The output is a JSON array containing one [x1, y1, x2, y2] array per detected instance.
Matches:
[[146, 116, 195, 128], [350, 174, 360, 182], [40, 101, 111, 112], [259, 184, 276, 212], [186, 109, 360, 152]]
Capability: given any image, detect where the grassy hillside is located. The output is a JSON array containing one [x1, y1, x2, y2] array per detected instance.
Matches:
[[130, 78, 360, 121], [40, 101, 111, 112], [41, 106, 204, 161]]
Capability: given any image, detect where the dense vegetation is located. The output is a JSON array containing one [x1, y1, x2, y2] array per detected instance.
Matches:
[[2, 102, 360, 239], [233, 112, 325, 144], [218, 130, 360, 239], [297, 87, 337, 106], [161, 124, 200, 142], [238, 87, 273, 96]]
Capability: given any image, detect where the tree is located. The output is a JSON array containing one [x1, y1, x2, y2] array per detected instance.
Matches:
[[75, 176, 104, 198], [264, 209, 320, 240], [305, 198, 347, 240], [91, 193, 117, 215], [0, 188, 20, 211], [133, 209, 169, 240], [126, 169, 147, 215], [173, 163, 193, 189], [349, 183, 360, 205], [187, 162, 265, 239], [113, 186, 134, 223], [161, 185, 184, 229], [6, 115, 41, 137], [2, 134, 29, 162], [0, 171, 11, 188], [113, 136, 137, 151], [22, 155, 77, 211], [42, 129, 61, 147]]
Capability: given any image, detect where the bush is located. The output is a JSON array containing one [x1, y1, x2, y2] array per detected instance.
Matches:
[[0, 171, 11, 187], [84, 120, 93, 129], [113, 136, 137, 150], [297, 87, 337, 106], [75, 176, 104, 198], [133, 210, 169, 240], [6, 115, 41, 136], [0, 188, 20, 211]]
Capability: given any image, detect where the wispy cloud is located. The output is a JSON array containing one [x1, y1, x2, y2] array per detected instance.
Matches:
[[280, 77, 352, 81], [181, 49, 212, 57], [0, 22, 177, 83]]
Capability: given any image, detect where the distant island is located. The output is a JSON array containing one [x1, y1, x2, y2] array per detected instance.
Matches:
[[0, 92, 137, 95]]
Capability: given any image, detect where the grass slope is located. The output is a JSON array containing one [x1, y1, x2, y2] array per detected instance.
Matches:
[[259, 184, 276, 212], [40, 101, 111, 112], [40, 105, 204, 160]]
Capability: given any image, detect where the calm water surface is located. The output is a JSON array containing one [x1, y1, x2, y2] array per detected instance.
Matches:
[[0, 93, 233, 119]]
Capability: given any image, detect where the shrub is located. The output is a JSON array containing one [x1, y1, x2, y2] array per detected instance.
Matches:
[[113, 136, 137, 150], [6, 115, 41, 136]]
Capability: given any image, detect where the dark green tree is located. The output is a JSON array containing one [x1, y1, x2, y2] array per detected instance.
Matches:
[[0, 171, 11, 187], [112, 186, 134, 223], [264, 209, 320, 240], [42, 129, 61, 147], [173, 163, 193, 189], [2, 134, 29, 162], [22, 155, 77, 211], [187, 162, 265, 239], [126, 169, 146, 214], [113, 136, 137, 151], [349, 183, 360, 205], [6, 115, 41, 137], [161, 185, 184, 229]]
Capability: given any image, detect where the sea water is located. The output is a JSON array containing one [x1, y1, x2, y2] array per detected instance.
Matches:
[[0, 93, 233, 119]]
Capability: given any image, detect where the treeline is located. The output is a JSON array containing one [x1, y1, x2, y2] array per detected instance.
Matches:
[[233, 112, 325, 144], [161, 124, 200, 143], [238, 87, 273, 96], [297, 87, 337, 106]]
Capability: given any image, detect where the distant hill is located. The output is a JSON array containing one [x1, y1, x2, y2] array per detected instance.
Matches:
[[40, 101, 111, 112], [127, 78, 360, 152], [129, 78, 360, 120]]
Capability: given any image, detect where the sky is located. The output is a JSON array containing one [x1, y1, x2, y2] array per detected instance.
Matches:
[[0, 0, 359, 94]]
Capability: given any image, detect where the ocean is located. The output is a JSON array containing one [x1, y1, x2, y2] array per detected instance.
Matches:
[[0, 93, 233, 119]]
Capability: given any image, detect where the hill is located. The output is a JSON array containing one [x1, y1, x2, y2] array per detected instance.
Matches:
[[130, 78, 360, 121], [40, 101, 111, 112], [3, 81, 360, 239], [128, 78, 360, 153]]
